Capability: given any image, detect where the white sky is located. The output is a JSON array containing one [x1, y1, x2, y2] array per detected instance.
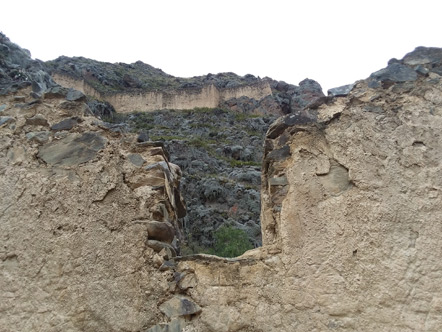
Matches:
[[2, 0, 441, 92]]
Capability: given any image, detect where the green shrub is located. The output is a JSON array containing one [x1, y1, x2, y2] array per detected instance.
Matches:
[[210, 225, 253, 258]]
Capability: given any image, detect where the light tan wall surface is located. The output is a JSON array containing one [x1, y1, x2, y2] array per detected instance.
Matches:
[[52, 74, 272, 113]]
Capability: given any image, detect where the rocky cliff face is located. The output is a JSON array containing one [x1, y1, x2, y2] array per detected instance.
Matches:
[[45, 54, 325, 253], [0, 33, 56, 97], [2, 33, 442, 332]]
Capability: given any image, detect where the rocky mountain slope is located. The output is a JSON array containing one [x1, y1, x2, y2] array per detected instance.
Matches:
[[43, 50, 325, 254], [0, 33, 56, 96], [123, 108, 273, 251]]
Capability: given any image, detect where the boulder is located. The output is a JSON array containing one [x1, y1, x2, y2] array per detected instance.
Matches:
[[146, 220, 176, 243], [25, 131, 50, 144], [37, 132, 106, 166], [50, 117, 81, 131], [402, 46, 442, 66], [369, 63, 418, 83], [66, 88, 86, 102], [159, 295, 201, 318], [127, 153, 145, 167], [327, 83, 355, 97], [25, 114, 49, 126], [137, 131, 149, 143]]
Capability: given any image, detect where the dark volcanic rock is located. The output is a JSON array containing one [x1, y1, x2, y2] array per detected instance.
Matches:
[[403, 46, 442, 66], [267, 112, 317, 139], [86, 99, 115, 118], [38, 132, 106, 166], [66, 88, 86, 101], [0, 32, 56, 96], [370, 63, 418, 83], [127, 153, 145, 167], [328, 83, 355, 97], [290, 79, 325, 112], [44, 86, 68, 99], [137, 131, 149, 143], [50, 117, 81, 131], [25, 131, 50, 144]]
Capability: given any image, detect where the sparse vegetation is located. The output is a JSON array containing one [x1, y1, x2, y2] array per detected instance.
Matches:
[[88, 105, 274, 252], [209, 225, 253, 258]]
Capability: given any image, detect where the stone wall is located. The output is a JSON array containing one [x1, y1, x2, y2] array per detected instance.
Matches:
[[52, 74, 272, 113], [0, 88, 187, 331]]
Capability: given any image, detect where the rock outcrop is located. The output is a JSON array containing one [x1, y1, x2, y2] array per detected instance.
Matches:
[[0, 32, 56, 97]]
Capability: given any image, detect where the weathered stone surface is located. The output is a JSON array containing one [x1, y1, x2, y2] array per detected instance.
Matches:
[[268, 175, 288, 186], [403, 46, 442, 66], [176, 271, 198, 291], [25, 131, 50, 144], [0, 116, 15, 126], [266, 112, 316, 139], [0, 32, 56, 96], [3, 37, 442, 332], [127, 153, 145, 167], [38, 132, 106, 166], [66, 88, 86, 101], [159, 295, 202, 318], [25, 114, 49, 126], [147, 240, 177, 257], [159, 260, 177, 271], [327, 83, 355, 97], [44, 86, 68, 99], [137, 130, 149, 142], [50, 117, 81, 131], [147, 318, 186, 332], [145, 220, 176, 243], [370, 62, 418, 83]]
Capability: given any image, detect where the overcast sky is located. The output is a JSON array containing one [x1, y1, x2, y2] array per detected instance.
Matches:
[[2, 0, 441, 92]]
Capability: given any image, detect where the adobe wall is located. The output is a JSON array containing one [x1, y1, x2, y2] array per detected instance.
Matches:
[[51, 73, 272, 113]]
